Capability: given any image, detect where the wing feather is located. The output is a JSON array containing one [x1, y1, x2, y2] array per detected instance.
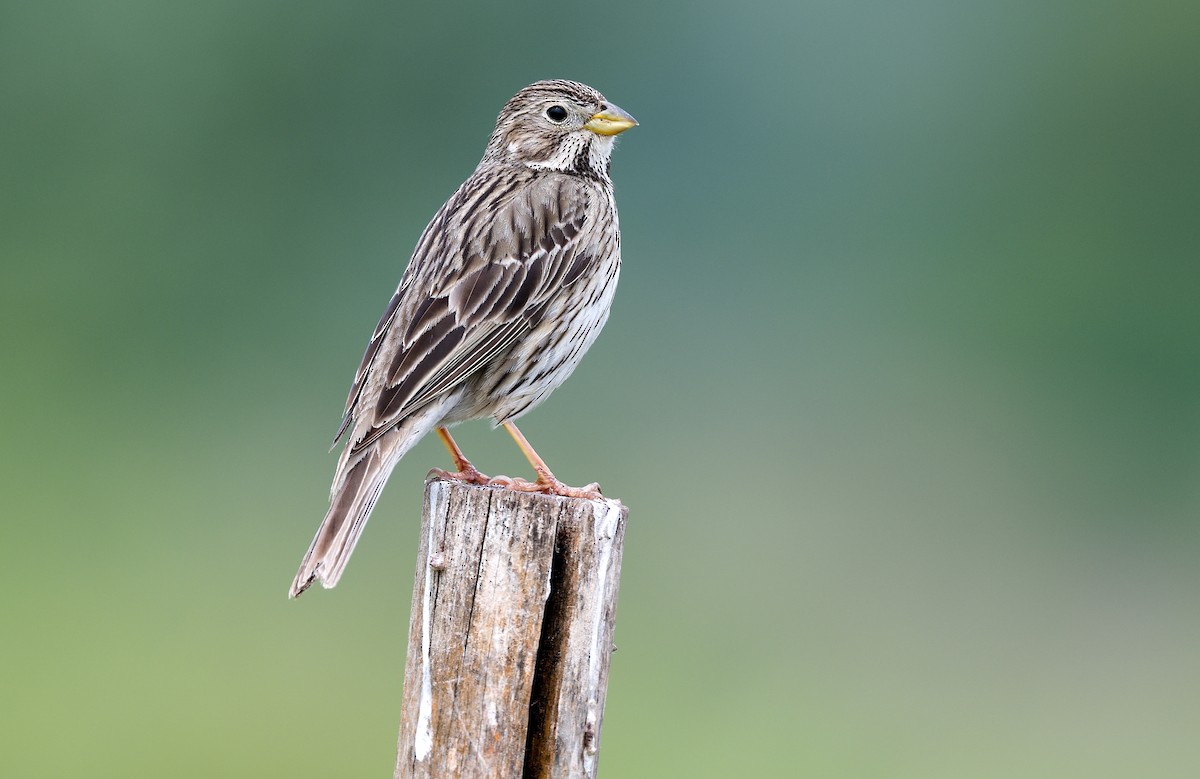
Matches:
[[338, 171, 600, 454]]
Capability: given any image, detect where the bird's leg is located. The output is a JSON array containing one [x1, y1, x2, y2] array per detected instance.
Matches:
[[489, 420, 603, 499], [428, 427, 490, 485]]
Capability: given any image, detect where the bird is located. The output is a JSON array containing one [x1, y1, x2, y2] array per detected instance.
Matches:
[[289, 80, 637, 598]]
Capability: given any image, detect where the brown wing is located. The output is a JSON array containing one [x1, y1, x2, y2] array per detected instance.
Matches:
[[334, 170, 601, 452]]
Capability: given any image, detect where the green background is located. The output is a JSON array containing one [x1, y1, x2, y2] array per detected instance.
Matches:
[[3, 0, 1198, 776]]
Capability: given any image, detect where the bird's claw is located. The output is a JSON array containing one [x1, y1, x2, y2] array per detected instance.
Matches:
[[487, 474, 603, 500], [428, 465, 490, 486]]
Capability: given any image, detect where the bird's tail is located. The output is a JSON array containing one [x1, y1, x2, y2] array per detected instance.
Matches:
[[288, 447, 390, 598], [289, 402, 450, 598]]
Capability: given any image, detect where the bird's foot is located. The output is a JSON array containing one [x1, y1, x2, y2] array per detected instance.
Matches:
[[488, 474, 604, 500], [428, 464, 491, 486]]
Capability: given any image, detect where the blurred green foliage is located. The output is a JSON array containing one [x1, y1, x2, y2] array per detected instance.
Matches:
[[2, 0, 1197, 776]]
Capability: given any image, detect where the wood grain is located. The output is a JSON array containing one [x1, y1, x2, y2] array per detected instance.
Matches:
[[395, 479, 627, 779]]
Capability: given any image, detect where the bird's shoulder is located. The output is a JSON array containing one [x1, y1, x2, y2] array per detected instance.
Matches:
[[407, 167, 597, 290]]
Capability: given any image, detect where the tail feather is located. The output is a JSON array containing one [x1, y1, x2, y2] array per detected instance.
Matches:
[[289, 448, 390, 597], [289, 398, 455, 598]]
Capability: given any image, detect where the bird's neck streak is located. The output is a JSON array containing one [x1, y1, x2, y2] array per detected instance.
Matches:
[[522, 133, 614, 179]]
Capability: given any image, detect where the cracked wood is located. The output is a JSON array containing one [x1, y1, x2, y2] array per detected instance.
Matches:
[[395, 479, 627, 779]]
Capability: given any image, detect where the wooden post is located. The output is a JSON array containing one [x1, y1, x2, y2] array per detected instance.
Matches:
[[395, 479, 628, 779]]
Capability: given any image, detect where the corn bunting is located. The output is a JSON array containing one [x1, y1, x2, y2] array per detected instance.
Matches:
[[290, 80, 636, 597]]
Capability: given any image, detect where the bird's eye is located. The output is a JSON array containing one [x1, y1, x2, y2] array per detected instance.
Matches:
[[545, 105, 568, 123]]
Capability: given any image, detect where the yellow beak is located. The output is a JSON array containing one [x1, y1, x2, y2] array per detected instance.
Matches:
[[584, 103, 638, 136]]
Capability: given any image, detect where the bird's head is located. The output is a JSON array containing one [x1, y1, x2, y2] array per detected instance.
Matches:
[[482, 80, 637, 176]]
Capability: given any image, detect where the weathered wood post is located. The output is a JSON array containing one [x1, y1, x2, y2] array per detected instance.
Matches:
[[395, 479, 628, 779]]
